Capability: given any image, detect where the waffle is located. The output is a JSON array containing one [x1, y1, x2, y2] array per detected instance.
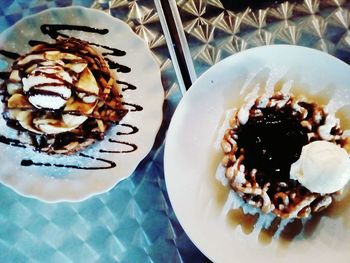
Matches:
[[221, 92, 345, 218]]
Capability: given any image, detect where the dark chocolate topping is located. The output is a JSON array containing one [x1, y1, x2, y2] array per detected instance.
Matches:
[[0, 49, 20, 60], [237, 105, 309, 185], [117, 80, 137, 92], [21, 153, 116, 170], [99, 139, 138, 154]]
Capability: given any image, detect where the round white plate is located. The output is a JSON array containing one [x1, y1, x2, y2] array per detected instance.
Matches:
[[164, 45, 350, 263], [0, 7, 164, 202]]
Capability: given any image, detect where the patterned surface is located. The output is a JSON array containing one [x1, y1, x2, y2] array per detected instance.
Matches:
[[0, 0, 209, 262], [176, 0, 350, 78], [5, 0, 350, 262]]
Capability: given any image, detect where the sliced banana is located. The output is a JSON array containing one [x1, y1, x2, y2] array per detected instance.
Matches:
[[7, 94, 32, 109], [11, 110, 42, 134], [33, 118, 72, 134], [65, 62, 87, 73], [75, 68, 99, 96], [9, 70, 20, 82], [44, 51, 81, 61], [17, 54, 44, 65], [64, 97, 97, 115], [62, 114, 88, 128], [7, 83, 22, 95]]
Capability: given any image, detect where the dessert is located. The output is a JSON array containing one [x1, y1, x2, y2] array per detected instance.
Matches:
[[290, 140, 350, 194], [220, 90, 350, 219], [2, 37, 127, 154]]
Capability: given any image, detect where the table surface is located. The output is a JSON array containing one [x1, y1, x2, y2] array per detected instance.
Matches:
[[1, 0, 350, 262]]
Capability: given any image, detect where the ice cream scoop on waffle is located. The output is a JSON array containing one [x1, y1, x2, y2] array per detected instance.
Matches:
[[220, 91, 350, 219]]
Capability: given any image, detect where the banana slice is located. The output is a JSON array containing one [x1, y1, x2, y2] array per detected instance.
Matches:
[[7, 94, 32, 109], [75, 68, 99, 96], [65, 62, 87, 73], [10, 110, 42, 134], [7, 83, 23, 95], [33, 118, 72, 134], [17, 54, 44, 65]]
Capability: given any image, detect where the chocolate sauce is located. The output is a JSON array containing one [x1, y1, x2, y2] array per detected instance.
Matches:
[[41, 24, 126, 56], [105, 57, 131, 73], [30, 25, 130, 71], [21, 153, 116, 170], [0, 135, 26, 148], [0, 49, 20, 60], [117, 123, 139, 135], [3, 117, 27, 132], [97, 45, 125, 57], [237, 105, 308, 185], [28, 40, 47, 47], [117, 81, 137, 92], [122, 102, 143, 112], [41, 24, 108, 39], [100, 139, 137, 153], [0, 72, 10, 80]]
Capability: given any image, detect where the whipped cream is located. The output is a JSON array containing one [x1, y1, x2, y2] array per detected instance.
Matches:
[[290, 141, 350, 194]]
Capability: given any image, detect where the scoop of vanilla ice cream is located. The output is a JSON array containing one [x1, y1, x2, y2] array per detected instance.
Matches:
[[290, 140, 350, 194], [22, 66, 73, 110], [8, 50, 100, 135]]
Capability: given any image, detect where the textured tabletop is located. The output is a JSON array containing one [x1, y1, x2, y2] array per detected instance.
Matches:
[[0, 0, 208, 262], [175, 0, 350, 79], [2, 0, 350, 262]]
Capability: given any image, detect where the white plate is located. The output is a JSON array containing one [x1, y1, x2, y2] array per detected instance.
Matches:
[[164, 45, 350, 263], [0, 7, 164, 202]]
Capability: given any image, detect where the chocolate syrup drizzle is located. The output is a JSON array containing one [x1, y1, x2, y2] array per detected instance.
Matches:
[[0, 72, 10, 80], [116, 123, 139, 135], [100, 139, 138, 154], [0, 135, 26, 148], [0, 23, 144, 170], [0, 50, 20, 60], [105, 57, 131, 73], [117, 80, 137, 92], [41, 24, 125, 56], [122, 102, 143, 112], [21, 153, 116, 170], [29, 39, 131, 72], [27, 40, 50, 47]]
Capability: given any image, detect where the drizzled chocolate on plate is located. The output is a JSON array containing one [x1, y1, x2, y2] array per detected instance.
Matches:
[[2, 37, 127, 154], [221, 92, 345, 218]]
